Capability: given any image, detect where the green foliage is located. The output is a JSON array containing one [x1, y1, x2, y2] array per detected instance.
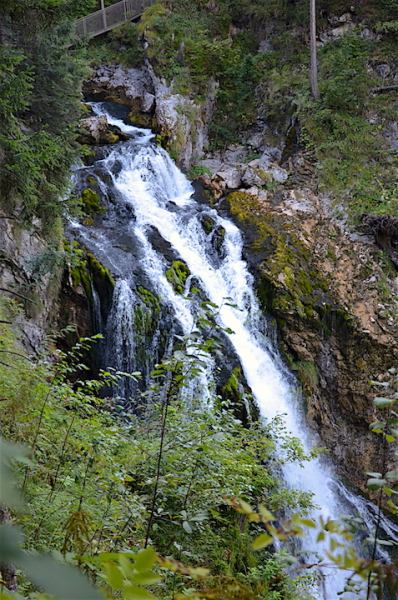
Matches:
[[165, 260, 190, 294], [0, 4, 88, 229], [187, 165, 212, 180], [81, 188, 106, 215], [0, 297, 321, 599], [87, 23, 145, 68]]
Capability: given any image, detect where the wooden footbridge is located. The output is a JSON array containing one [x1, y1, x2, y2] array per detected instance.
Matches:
[[74, 0, 152, 39]]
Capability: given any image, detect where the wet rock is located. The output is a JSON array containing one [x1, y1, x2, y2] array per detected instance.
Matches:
[[146, 226, 179, 263], [77, 115, 124, 145]]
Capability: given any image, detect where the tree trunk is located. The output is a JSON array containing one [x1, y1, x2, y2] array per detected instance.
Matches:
[[310, 0, 320, 100]]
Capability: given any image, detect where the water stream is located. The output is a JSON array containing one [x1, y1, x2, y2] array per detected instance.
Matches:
[[70, 102, 398, 598]]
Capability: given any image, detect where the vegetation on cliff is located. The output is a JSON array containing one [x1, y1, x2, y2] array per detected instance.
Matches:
[[0, 0, 91, 228], [0, 297, 320, 599], [132, 0, 398, 217]]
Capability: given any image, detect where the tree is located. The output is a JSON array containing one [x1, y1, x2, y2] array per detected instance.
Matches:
[[310, 0, 320, 100]]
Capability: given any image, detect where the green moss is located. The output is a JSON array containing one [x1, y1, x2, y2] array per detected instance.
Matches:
[[136, 286, 160, 315], [227, 191, 331, 320], [201, 215, 216, 234], [165, 260, 190, 295], [86, 253, 115, 318], [87, 253, 114, 287], [128, 109, 155, 129], [81, 189, 106, 216], [86, 176, 97, 186], [293, 361, 319, 391], [70, 263, 93, 303], [222, 367, 241, 399]]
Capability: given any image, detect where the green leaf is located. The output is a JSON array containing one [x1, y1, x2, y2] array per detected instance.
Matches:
[[134, 548, 156, 574], [385, 471, 398, 479], [374, 397, 395, 408], [123, 585, 157, 600], [118, 554, 135, 579], [369, 422, 386, 432], [367, 478, 386, 490], [183, 521, 193, 534], [239, 500, 253, 514], [130, 573, 162, 586], [259, 506, 276, 521], [366, 472, 383, 478], [103, 563, 123, 590], [386, 435, 396, 442], [300, 518, 317, 528], [252, 534, 273, 550]]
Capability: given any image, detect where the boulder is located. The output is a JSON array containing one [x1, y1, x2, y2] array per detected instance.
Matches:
[[269, 165, 288, 183], [242, 166, 272, 187], [216, 167, 242, 189], [79, 115, 109, 144], [258, 145, 282, 170]]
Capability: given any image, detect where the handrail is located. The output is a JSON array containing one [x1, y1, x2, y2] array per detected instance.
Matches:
[[74, 0, 152, 39]]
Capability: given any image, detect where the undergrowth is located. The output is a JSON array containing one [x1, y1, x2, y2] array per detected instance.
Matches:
[[0, 297, 317, 599]]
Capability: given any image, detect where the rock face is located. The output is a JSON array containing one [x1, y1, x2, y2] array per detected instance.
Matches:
[[220, 187, 398, 494], [85, 65, 156, 111], [0, 210, 64, 353], [84, 64, 216, 171], [199, 141, 288, 199], [77, 114, 125, 145]]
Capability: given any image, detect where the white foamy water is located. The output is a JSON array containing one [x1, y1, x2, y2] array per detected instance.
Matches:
[[70, 102, 396, 598]]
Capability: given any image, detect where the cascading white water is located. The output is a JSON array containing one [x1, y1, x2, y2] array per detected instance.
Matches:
[[70, 102, 396, 599]]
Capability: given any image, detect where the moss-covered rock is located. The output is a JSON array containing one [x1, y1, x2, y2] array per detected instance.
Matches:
[[165, 260, 190, 295], [227, 191, 330, 322], [201, 214, 216, 235], [81, 189, 106, 216], [134, 286, 161, 338], [99, 130, 119, 144], [87, 253, 115, 320]]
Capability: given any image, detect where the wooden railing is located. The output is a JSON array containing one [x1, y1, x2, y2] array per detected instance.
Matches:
[[74, 0, 152, 39]]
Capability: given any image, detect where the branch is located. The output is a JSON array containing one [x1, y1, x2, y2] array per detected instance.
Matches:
[[0, 351, 33, 362], [0, 287, 38, 304], [0, 360, 16, 369], [373, 85, 398, 94]]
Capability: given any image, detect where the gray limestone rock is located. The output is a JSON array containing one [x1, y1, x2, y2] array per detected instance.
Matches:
[[79, 115, 108, 143], [242, 167, 265, 187], [269, 165, 289, 183], [216, 167, 242, 189], [258, 146, 282, 170]]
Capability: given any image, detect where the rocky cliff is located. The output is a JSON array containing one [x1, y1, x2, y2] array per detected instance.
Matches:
[[73, 58, 398, 495]]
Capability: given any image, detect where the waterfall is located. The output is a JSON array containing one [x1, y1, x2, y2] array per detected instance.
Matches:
[[69, 101, 397, 599]]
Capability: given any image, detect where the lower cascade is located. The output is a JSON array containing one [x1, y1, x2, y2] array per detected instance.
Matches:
[[70, 101, 398, 599]]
